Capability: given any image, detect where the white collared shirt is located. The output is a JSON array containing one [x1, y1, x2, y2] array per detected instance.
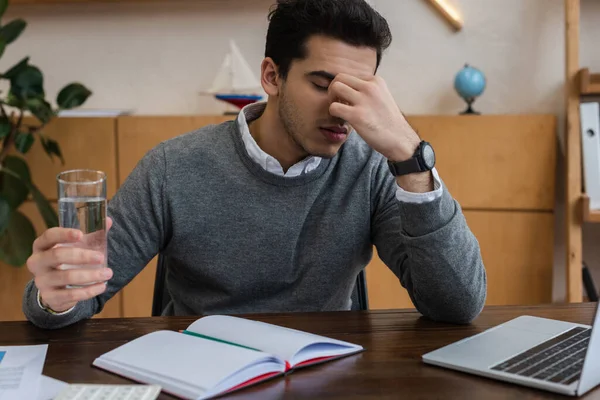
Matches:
[[238, 102, 443, 204]]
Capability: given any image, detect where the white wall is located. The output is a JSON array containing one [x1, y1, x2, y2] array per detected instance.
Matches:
[[1, 0, 574, 117], [4, 0, 600, 301]]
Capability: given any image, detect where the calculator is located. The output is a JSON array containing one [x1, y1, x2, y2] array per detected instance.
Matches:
[[53, 384, 162, 400]]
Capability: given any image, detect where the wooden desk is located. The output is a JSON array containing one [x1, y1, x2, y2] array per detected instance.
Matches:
[[1, 303, 598, 399]]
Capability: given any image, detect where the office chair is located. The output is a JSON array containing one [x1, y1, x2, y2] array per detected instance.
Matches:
[[151, 254, 369, 316]]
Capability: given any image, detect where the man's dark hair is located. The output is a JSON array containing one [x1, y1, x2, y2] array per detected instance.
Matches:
[[265, 0, 392, 79]]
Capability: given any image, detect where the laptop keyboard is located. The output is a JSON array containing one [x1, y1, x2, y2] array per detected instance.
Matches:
[[490, 326, 591, 385]]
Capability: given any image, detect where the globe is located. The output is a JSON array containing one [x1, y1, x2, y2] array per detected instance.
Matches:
[[454, 64, 486, 114]]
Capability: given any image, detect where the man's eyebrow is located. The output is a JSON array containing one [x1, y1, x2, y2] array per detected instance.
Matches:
[[305, 70, 336, 81]]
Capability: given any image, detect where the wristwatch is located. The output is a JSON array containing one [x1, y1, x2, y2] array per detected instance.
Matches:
[[387, 140, 436, 176]]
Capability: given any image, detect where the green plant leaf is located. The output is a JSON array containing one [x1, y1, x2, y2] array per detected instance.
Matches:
[[0, 194, 10, 235], [0, 37, 6, 60], [0, 0, 9, 19], [0, 19, 26, 45], [0, 156, 30, 209], [0, 118, 10, 139], [0, 210, 36, 266], [40, 136, 64, 164], [6, 91, 23, 108], [14, 132, 34, 154], [57, 83, 92, 109], [0, 161, 57, 229], [11, 65, 44, 99], [29, 182, 58, 229], [3, 56, 29, 80], [2, 155, 31, 182], [26, 97, 54, 123]]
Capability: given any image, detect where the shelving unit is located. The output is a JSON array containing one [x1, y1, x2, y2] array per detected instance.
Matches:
[[565, 0, 600, 303], [9, 0, 162, 4], [582, 195, 600, 223], [579, 68, 600, 95]]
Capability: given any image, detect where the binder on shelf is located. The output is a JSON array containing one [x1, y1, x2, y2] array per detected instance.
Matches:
[[580, 102, 600, 210]]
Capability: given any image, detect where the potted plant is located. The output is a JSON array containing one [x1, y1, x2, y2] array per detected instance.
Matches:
[[0, 0, 92, 267]]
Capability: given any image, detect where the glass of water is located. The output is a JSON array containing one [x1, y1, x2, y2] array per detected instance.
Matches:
[[57, 169, 107, 287]]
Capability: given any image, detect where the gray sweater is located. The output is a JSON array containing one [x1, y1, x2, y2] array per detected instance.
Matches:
[[23, 119, 487, 329]]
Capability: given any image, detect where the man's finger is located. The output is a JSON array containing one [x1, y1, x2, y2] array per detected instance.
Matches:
[[329, 81, 361, 106], [333, 73, 369, 92], [32, 228, 82, 253], [41, 282, 107, 308], [36, 267, 112, 290], [329, 102, 354, 122], [30, 246, 105, 273]]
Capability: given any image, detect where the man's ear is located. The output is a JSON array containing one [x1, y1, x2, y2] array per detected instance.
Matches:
[[261, 57, 281, 96]]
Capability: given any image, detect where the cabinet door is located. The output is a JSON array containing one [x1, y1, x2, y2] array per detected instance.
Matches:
[[0, 202, 122, 321], [408, 115, 557, 211], [364, 210, 555, 309], [122, 257, 157, 318], [16, 117, 118, 200]]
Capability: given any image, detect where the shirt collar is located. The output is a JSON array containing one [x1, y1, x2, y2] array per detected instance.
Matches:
[[237, 102, 322, 177]]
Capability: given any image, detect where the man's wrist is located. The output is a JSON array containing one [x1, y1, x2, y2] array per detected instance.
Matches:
[[385, 137, 420, 162], [395, 171, 435, 193], [36, 289, 75, 315]]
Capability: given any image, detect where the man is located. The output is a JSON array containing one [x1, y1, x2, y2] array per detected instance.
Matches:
[[23, 0, 486, 329]]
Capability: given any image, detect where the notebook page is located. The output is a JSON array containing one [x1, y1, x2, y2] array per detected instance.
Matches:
[[187, 315, 362, 364], [93, 330, 285, 398]]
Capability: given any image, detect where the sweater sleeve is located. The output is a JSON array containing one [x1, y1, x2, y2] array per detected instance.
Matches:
[[22, 144, 170, 329], [370, 157, 487, 324]]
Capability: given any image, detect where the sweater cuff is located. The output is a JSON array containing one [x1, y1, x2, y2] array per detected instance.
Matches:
[[22, 280, 87, 330], [397, 182, 457, 237]]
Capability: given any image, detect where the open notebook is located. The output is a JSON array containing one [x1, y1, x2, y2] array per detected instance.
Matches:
[[92, 315, 364, 400]]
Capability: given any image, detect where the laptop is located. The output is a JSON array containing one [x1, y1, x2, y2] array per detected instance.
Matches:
[[422, 302, 600, 396]]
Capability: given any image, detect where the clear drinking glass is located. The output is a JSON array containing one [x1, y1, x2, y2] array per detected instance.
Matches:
[[57, 169, 107, 287]]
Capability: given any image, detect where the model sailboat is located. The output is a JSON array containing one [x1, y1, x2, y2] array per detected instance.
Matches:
[[204, 40, 264, 110]]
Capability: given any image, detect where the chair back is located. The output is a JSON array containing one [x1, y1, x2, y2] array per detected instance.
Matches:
[[151, 255, 369, 316]]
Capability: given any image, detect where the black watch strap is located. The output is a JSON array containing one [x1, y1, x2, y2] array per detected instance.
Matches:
[[388, 157, 423, 176], [387, 140, 435, 176]]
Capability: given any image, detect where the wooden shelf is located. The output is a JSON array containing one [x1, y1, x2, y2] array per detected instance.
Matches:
[[582, 194, 600, 222], [579, 68, 600, 95], [10, 0, 165, 4]]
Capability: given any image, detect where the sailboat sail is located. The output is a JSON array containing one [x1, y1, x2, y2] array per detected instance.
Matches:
[[209, 53, 233, 93], [230, 40, 261, 92], [203, 39, 264, 110]]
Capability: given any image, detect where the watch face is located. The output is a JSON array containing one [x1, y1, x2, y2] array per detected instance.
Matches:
[[422, 144, 435, 168]]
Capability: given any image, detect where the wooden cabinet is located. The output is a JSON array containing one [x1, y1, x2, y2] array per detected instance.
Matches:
[[411, 115, 556, 211], [0, 113, 557, 321], [365, 114, 557, 309], [17, 117, 119, 201]]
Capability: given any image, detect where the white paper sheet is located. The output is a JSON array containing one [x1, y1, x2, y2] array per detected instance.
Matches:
[[38, 375, 68, 400], [0, 345, 48, 400]]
